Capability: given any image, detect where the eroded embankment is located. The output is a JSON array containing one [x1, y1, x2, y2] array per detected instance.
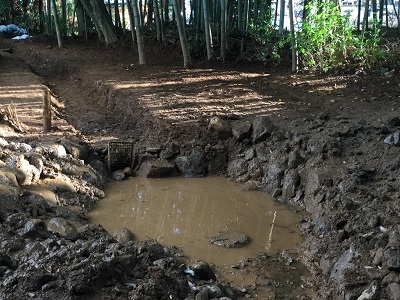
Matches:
[[10, 42, 400, 299]]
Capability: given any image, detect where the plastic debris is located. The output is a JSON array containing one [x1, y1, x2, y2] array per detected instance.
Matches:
[[187, 281, 197, 291], [184, 268, 195, 276], [0, 24, 31, 39]]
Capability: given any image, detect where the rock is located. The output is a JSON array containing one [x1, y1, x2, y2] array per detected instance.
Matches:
[[208, 117, 232, 140], [60, 138, 88, 160], [252, 116, 276, 144], [111, 169, 126, 181], [198, 284, 226, 298], [175, 149, 207, 177], [232, 121, 252, 141], [210, 229, 250, 248], [207, 151, 228, 175], [19, 219, 48, 238], [227, 158, 248, 179], [137, 158, 177, 178], [6, 154, 41, 185], [330, 246, 359, 282], [47, 217, 78, 240], [287, 150, 305, 169], [262, 162, 284, 194], [384, 132, 400, 146], [304, 169, 332, 213], [383, 248, 400, 271], [191, 261, 216, 281], [356, 281, 379, 300], [160, 143, 180, 159], [244, 148, 255, 161], [387, 283, 400, 300], [48, 144, 67, 158], [282, 169, 300, 199], [388, 117, 400, 127], [112, 227, 135, 244], [195, 289, 209, 300], [247, 158, 262, 181]]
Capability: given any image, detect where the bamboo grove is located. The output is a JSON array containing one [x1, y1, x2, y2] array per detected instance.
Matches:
[[1, 0, 399, 70]]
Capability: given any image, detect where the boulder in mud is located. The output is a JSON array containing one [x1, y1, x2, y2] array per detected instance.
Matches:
[[47, 217, 78, 240], [210, 229, 250, 248], [190, 261, 216, 281], [387, 283, 400, 300], [232, 121, 252, 142], [60, 138, 88, 160], [160, 143, 180, 159], [208, 117, 232, 140], [112, 227, 135, 244], [176, 149, 207, 177], [282, 169, 300, 199], [252, 116, 276, 144], [227, 158, 248, 179], [137, 158, 177, 177]]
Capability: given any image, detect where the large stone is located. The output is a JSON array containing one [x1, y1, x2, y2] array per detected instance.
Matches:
[[190, 261, 216, 281], [208, 117, 232, 140], [232, 121, 252, 141], [137, 158, 177, 178], [387, 283, 400, 300], [383, 248, 400, 271], [112, 227, 135, 244], [210, 229, 250, 248], [252, 116, 276, 144], [60, 138, 89, 160], [176, 149, 207, 177], [304, 169, 332, 213], [47, 217, 78, 240], [262, 162, 284, 194], [227, 158, 248, 179], [282, 169, 300, 199], [330, 246, 359, 283], [160, 143, 180, 159], [207, 151, 228, 175], [356, 281, 379, 300]]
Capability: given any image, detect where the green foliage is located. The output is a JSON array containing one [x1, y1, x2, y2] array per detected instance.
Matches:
[[296, 1, 385, 72], [247, 12, 290, 64]]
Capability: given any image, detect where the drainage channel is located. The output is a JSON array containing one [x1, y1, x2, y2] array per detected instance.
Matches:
[[87, 176, 303, 266]]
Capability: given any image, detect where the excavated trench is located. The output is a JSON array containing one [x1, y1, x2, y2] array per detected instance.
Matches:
[[4, 38, 400, 299]]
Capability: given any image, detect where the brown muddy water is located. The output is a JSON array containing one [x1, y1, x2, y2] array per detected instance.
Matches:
[[87, 177, 303, 265]]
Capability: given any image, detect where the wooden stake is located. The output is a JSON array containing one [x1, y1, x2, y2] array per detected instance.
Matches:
[[43, 90, 52, 132]]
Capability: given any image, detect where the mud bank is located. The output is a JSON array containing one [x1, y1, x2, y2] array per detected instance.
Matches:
[[3, 37, 400, 299]]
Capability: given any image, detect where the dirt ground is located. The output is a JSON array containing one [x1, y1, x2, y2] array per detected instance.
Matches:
[[1, 34, 400, 299]]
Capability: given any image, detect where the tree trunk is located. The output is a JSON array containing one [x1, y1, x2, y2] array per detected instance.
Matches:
[[47, 0, 52, 34], [164, 0, 169, 21], [203, 0, 214, 59], [79, 0, 118, 44], [172, 0, 192, 67], [288, 0, 297, 72], [131, 0, 147, 64], [61, 0, 67, 36], [153, 0, 163, 41], [122, 0, 126, 33], [372, 0, 377, 25], [278, 0, 285, 35], [220, 0, 227, 59], [127, 0, 136, 44], [357, 0, 361, 30], [51, 0, 63, 47], [362, 0, 369, 39], [75, 0, 86, 36], [238, 0, 243, 30]]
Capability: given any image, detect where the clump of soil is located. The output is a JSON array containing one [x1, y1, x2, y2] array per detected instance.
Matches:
[[1, 34, 400, 299]]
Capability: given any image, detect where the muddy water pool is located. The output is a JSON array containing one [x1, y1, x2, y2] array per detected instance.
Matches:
[[87, 177, 303, 265]]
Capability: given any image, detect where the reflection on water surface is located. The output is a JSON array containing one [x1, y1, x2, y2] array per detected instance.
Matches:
[[88, 177, 302, 265]]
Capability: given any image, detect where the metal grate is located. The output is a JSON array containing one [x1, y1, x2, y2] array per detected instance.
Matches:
[[107, 141, 134, 172]]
